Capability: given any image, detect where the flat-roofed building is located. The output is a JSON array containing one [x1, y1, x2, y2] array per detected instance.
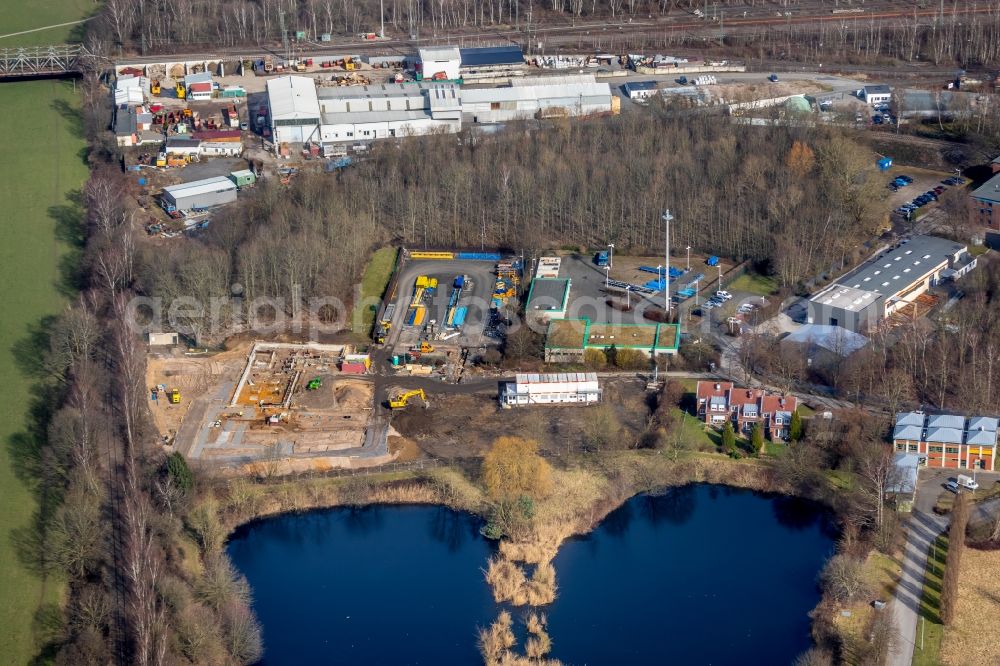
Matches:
[[807, 235, 974, 333], [318, 82, 461, 142], [462, 80, 614, 123], [525, 278, 571, 325], [500, 372, 601, 407]]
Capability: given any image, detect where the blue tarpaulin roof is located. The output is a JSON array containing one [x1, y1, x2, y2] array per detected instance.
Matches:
[[459, 46, 524, 67]]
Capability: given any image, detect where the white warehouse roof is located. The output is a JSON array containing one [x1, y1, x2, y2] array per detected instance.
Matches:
[[163, 176, 236, 198], [463, 81, 612, 104], [419, 46, 461, 62], [267, 76, 320, 120]]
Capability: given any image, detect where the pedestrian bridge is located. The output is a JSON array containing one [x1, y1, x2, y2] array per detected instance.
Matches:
[[0, 45, 89, 79]]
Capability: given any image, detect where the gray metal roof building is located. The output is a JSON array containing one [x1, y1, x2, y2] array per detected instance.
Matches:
[[807, 236, 972, 333], [162, 176, 237, 211]]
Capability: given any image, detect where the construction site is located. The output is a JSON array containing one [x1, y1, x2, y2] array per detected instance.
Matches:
[[148, 342, 395, 474]]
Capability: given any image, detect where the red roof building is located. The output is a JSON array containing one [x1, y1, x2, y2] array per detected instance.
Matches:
[[694, 381, 798, 440]]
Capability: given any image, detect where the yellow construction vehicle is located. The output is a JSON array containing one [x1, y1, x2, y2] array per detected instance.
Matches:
[[151, 79, 161, 95], [389, 389, 428, 410], [344, 57, 357, 71], [414, 342, 434, 353], [175, 82, 186, 99], [169, 389, 181, 404]]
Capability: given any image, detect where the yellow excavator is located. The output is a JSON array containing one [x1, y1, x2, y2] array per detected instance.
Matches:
[[411, 342, 434, 353], [389, 389, 428, 410]]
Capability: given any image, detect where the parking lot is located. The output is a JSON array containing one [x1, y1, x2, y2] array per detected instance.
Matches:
[[883, 166, 965, 225]]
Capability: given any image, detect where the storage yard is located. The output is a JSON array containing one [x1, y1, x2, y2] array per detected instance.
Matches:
[[148, 342, 389, 473], [376, 252, 520, 373]]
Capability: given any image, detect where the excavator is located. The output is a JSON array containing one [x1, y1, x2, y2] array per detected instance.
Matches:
[[410, 342, 434, 354], [388, 389, 428, 410]]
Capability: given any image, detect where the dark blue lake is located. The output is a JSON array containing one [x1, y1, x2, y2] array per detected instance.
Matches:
[[227, 486, 836, 665]]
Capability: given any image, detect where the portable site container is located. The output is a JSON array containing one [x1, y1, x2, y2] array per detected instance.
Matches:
[[452, 306, 468, 328], [229, 169, 256, 188], [161, 176, 237, 211]]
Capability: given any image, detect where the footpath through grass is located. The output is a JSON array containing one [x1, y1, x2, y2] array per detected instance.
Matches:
[[0, 79, 88, 663], [352, 247, 398, 338]]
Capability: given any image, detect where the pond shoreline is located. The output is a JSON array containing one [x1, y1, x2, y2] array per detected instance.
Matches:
[[211, 453, 842, 663]]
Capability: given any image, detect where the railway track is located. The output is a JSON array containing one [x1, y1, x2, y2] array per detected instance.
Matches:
[[113, 0, 995, 65]]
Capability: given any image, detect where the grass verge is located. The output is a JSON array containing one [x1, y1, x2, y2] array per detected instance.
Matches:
[[911, 534, 947, 666], [941, 547, 1000, 664], [727, 272, 779, 296], [352, 246, 398, 338]]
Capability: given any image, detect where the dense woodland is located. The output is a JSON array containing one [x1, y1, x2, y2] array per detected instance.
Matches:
[[136, 112, 885, 344], [89, 0, 1000, 67]]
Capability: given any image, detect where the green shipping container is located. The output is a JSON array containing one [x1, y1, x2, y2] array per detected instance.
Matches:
[[229, 170, 256, 188]]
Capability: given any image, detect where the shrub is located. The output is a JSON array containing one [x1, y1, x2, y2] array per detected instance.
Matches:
[[750, 423, 764, 456], [818, 554, 870, 604], [167, 452, 194, 494], [721, 421, 736, 453], [482, 437, 553, 501], [483, 496, 536, 541]]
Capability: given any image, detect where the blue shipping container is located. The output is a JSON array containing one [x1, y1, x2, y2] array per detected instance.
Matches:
[[454, 275, 465, 288], [457, 252, 501, 261], [452, 306, 468, 328]]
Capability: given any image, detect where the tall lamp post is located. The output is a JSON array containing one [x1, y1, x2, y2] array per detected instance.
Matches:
[[686, 245, 691, 271], [604, 265, 610, 288], [607, 243, 615, 270], [663, 209, 673, 315]]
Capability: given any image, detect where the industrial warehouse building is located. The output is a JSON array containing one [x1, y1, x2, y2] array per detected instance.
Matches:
[[267, 76, 321, 144], [459, 45, 525, 79], [893, 411, 996, 471], [264, 75, 614, 147], [161, 176, 237, 211], [544, 318, 680, 362], [806, 235, 974, 333], [501, 372, 601, 407], [462, 79, 615, 122], [317, 83, 462, 142], [416, 46, 462, 81]]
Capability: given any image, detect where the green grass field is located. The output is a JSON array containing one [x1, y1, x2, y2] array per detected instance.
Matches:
[[727, 272, 779, 296], [0, 0, 95, 47], [0, 79, 88, 663], [352, 247, 398, 338]]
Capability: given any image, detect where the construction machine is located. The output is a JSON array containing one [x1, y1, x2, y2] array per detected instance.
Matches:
[[169, 389, 181, 404], [175, 82, 186, 99], [306, 378, 322, 390], [389, 389, 428, 410], [343, 57, 357, 71], [151, 79, 161, 95], [411, 342, 434, 353]]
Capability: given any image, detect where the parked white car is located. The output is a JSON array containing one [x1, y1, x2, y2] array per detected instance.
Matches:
[[716, 290, 733, 300]]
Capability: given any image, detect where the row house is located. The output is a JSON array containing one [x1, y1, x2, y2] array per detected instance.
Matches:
[[695, 381, 798, 441], [892, 411, 996, 470]]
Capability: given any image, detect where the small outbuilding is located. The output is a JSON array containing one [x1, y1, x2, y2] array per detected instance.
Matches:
[[229, 169, 256, 188], [622, 80, 658, 101], [860, 84, 892, 106]]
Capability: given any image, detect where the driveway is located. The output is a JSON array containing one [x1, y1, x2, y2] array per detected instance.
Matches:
[[889, 469, 1000, 665]]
